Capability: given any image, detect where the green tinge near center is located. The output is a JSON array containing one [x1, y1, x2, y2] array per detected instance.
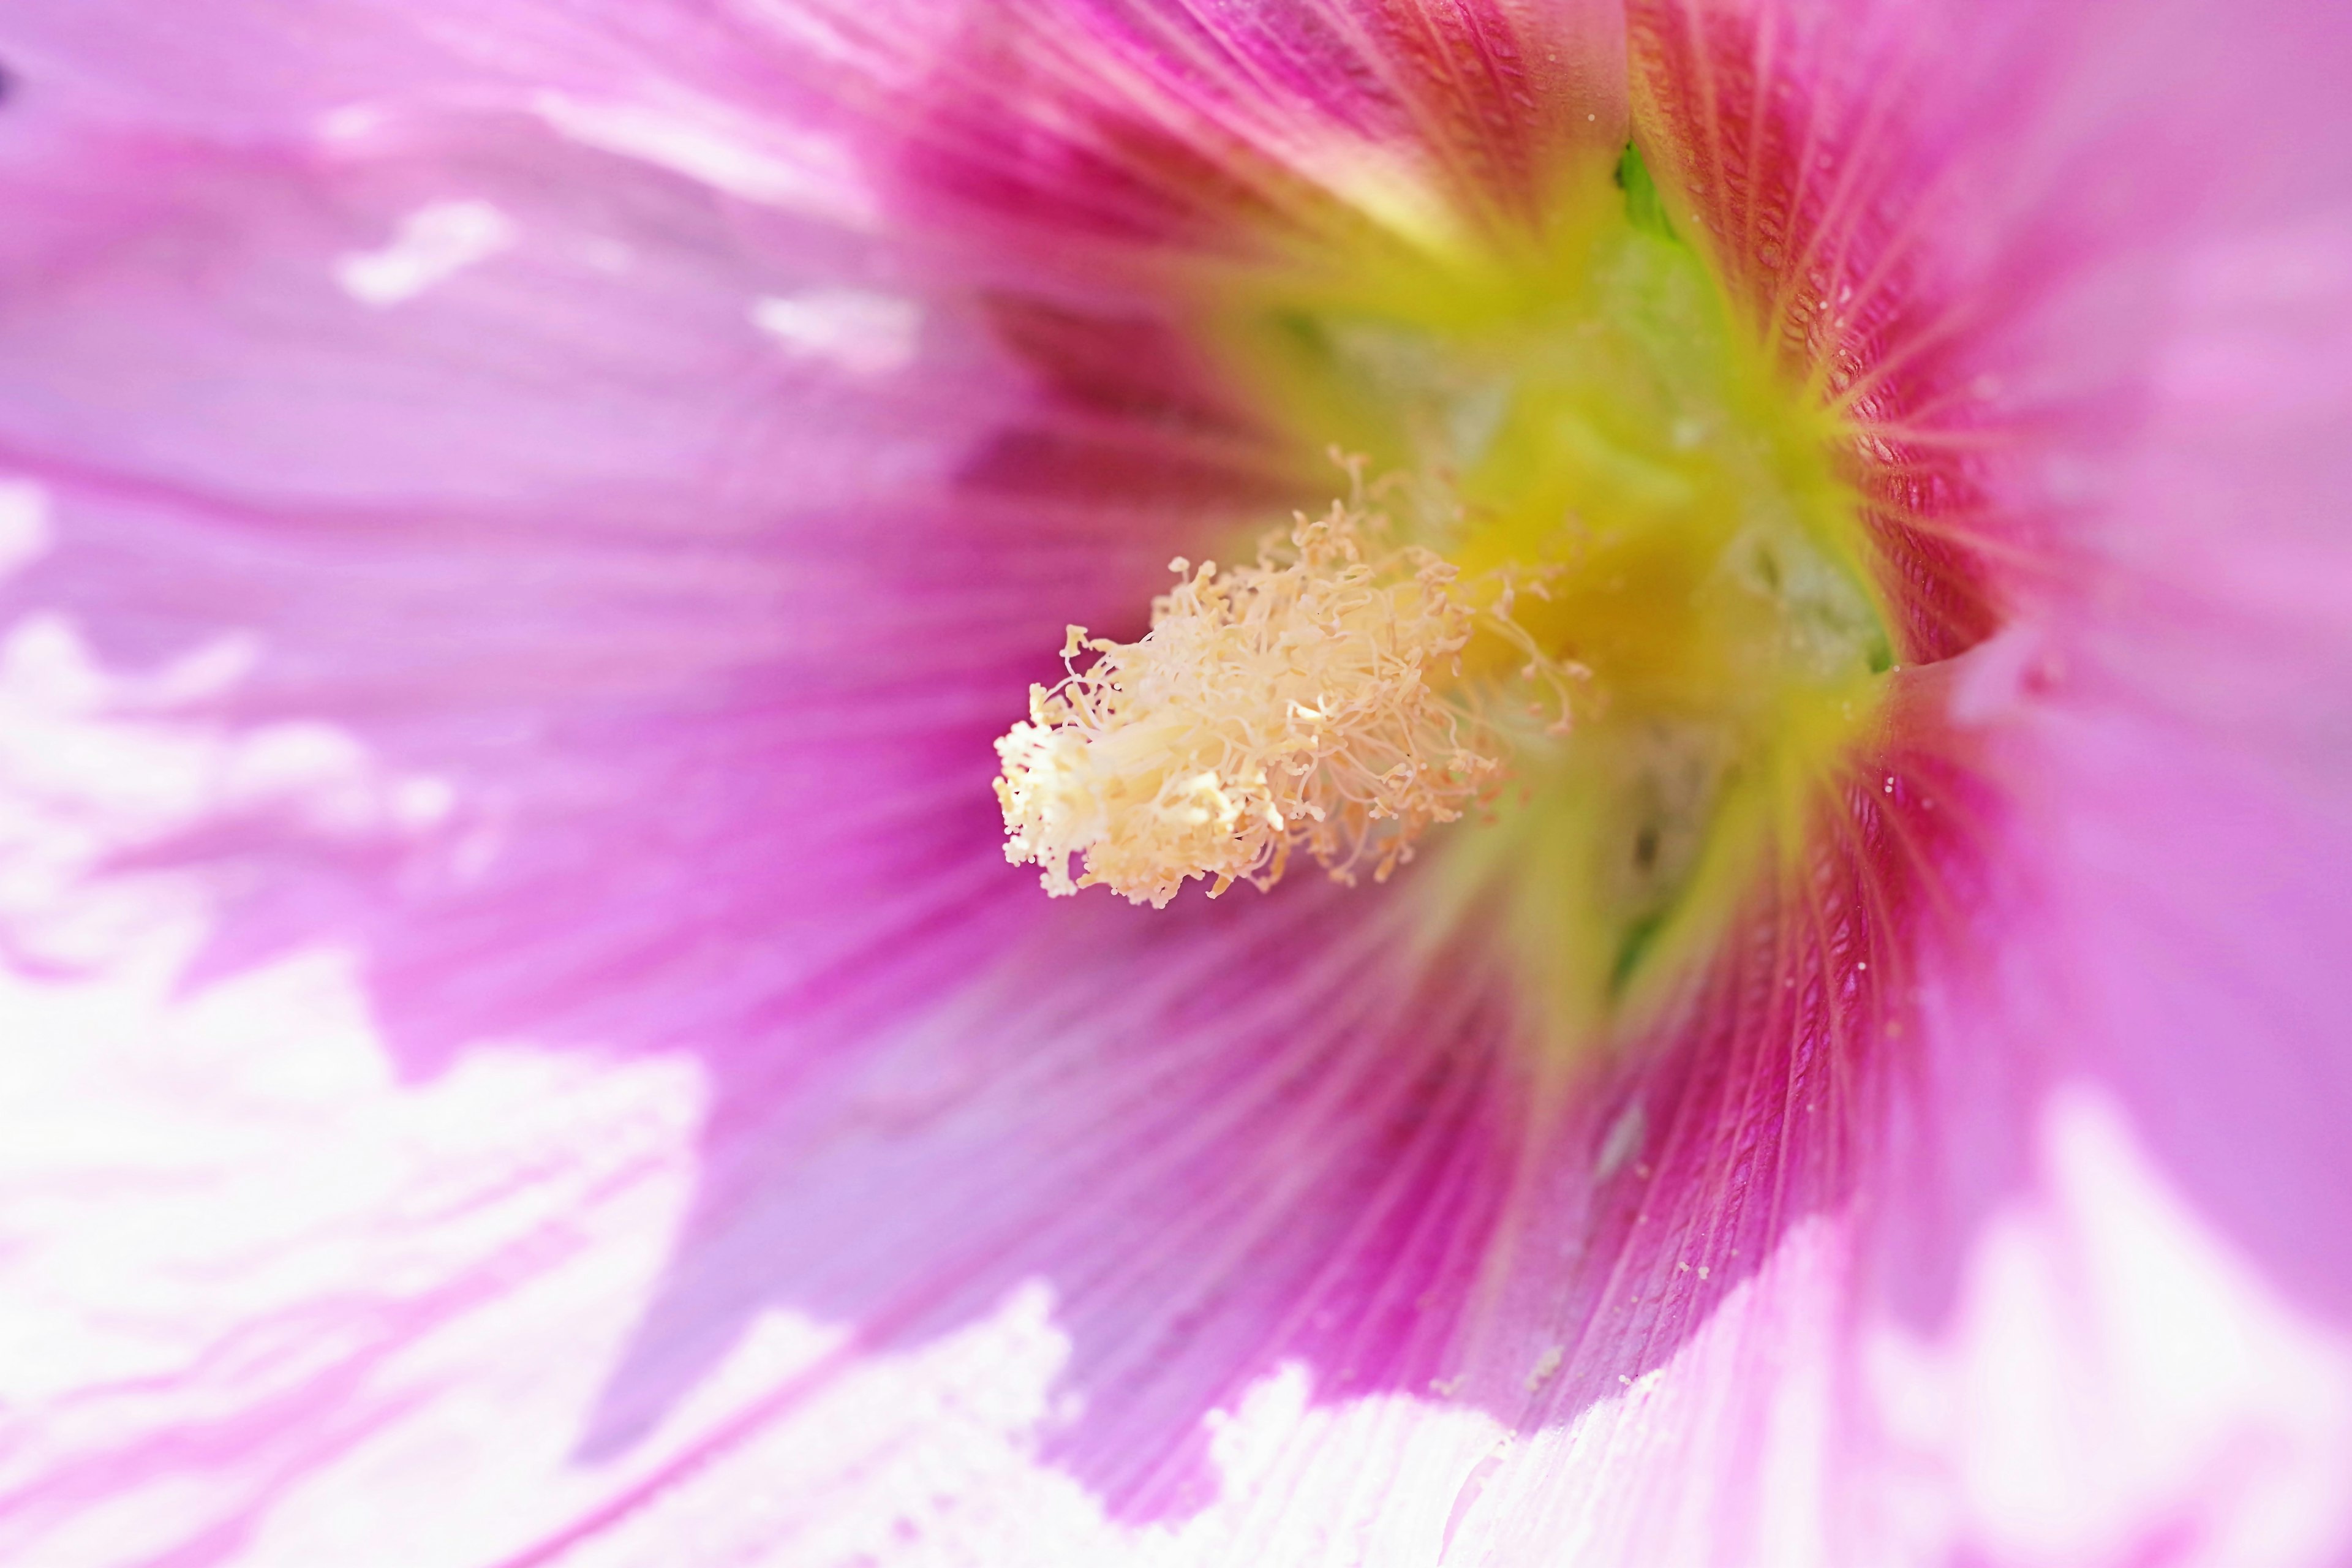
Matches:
[[1204, 147, 1893, 1042]]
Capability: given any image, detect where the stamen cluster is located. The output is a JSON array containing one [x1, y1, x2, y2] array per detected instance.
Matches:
[[995, 502, 1508, 907]]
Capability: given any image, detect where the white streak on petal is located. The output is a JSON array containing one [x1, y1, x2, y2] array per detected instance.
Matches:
[[1594, 1099, 1646, 1179], [315, 102, 391, 141], [334, 200, 517, 307], [752, 290, 922, 377], [532, 92, 875, 227], [0, 934, 714, 1568], [464, 1297, 1503, 1564], [1868, 1085, 2352, 1568], [1454, 1221, 1849, 1566], [0, 617, 454, 961], [0, 480, 53, 579]]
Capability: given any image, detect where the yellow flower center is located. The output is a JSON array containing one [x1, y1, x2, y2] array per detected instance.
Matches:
[[995, 146, 1891, 1018]]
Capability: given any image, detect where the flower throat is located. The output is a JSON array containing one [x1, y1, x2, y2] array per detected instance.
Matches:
[[995, 146, 1890, 997]]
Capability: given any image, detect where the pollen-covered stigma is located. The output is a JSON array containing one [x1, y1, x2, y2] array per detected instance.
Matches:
[[994, 480, 1578, 907]]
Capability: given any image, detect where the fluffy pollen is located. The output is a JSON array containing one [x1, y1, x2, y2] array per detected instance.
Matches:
[[995, 503, 1508, 907]]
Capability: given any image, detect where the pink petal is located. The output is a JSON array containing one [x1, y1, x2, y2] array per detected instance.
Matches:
[[1615, 0, 2352, 1556], [2, 0, 2351, 1563]]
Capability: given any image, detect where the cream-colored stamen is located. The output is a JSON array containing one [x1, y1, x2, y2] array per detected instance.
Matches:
[[995, 500, 1514, 907]]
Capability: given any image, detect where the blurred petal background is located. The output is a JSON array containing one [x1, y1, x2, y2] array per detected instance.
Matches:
[[1, 1, 2349, 1566]]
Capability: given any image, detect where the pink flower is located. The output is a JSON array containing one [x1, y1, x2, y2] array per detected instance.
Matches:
[[1, 0, 2348, 1563]]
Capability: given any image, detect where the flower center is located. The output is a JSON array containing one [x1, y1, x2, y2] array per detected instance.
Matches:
[[995, 148, 1891, 1005]]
